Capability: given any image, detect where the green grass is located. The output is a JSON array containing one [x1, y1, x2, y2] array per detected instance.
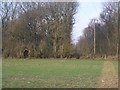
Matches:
[[2, 59, 105, 88]]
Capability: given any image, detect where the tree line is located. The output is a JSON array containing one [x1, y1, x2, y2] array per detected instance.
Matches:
[[76, 2, 120, 59], [1, 2, 120, 59], [1, 2, 79, 58]]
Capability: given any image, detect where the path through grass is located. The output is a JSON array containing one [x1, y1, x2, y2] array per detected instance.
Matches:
[[97, 61, 118, 88]]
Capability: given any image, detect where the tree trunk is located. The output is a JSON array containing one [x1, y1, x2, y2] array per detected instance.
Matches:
[[117, 1, 120, 60], [60, 44, 64, 58], [53, 33, 57, 58]]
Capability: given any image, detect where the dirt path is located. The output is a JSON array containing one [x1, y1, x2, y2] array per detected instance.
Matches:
[[97, 61, 118, 88]]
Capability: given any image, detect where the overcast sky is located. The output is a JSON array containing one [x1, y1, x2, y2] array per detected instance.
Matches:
[[72, 1, 103, 44]]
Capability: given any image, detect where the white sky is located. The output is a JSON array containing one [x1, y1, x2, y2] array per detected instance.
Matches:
[[72, 1, 103, 44]]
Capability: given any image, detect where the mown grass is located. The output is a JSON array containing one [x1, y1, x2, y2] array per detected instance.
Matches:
[[2, 59, 105, 88]]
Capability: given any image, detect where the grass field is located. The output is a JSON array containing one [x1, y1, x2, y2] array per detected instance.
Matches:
[[2, 59, 118, 88]]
